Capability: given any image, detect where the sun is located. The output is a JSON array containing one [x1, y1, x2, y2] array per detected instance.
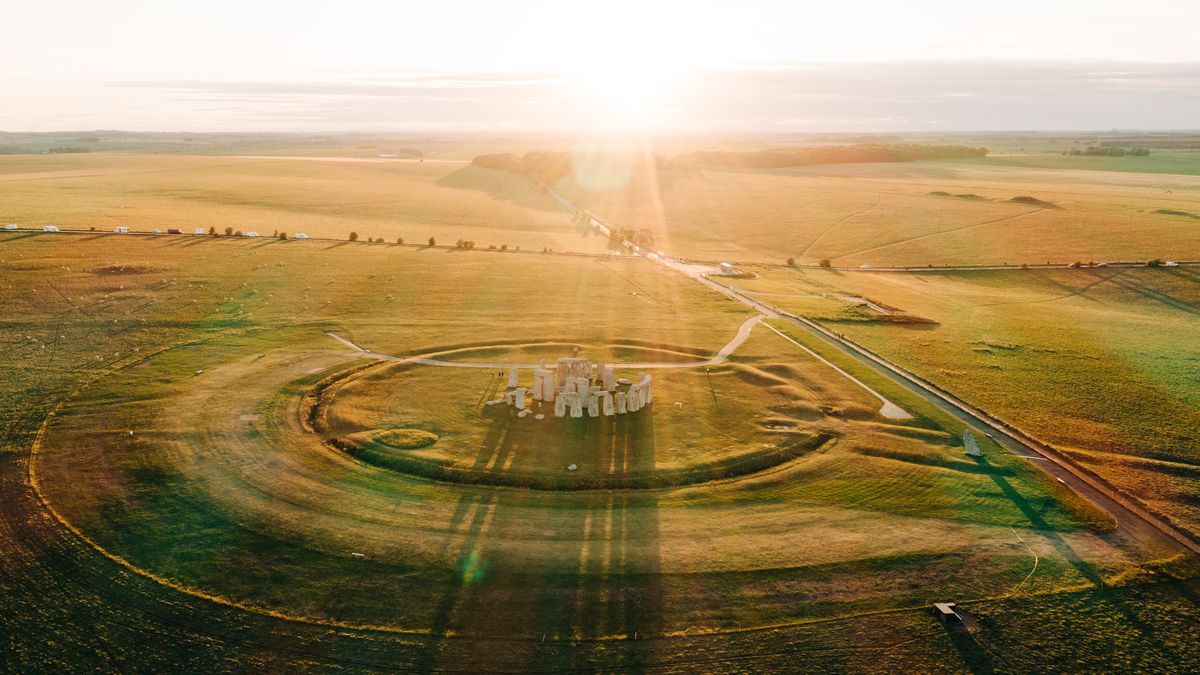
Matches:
[[569, 52, 689, 122]]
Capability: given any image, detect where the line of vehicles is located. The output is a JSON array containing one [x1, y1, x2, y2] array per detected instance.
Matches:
[[3, 223, 309, 239]]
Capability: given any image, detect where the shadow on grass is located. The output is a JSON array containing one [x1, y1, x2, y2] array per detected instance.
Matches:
[[1099, 270, 1199, 315], [970, 454, 1173, 665], [435, 165, 562, 213], [415, 413, 664, 671]]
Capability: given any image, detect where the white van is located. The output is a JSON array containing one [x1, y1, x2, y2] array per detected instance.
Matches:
[[245, 231, 259, 238], [293, 233, 309, 239], [114, 226, 130, 234], [4, 224, 18, 231], [194, 227, 207, 235], [42, 225, 60, 233]]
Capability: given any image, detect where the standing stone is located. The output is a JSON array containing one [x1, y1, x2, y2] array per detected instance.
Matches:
[[569, 393, 584, 418], [617, 391, 627, 414], [964, 429, 982, 456], [602, 365, 617, 391], [555, 394, 567, 417], [515, 387, 527, 410], [531, 371, 544, 401], [507, 367, 519, 389], [587, 392, 600, 417], [600, 390, 614, 416]]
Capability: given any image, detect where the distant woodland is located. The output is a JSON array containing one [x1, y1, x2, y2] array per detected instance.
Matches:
[[675, 144, 989, 168], [471, 144, 990, 183]]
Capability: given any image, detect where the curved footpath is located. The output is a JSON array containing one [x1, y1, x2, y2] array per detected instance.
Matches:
[[556, 189, 1200, 559]]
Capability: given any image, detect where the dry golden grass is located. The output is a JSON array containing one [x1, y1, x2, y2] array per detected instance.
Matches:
[[557, 159, 1200, 265]]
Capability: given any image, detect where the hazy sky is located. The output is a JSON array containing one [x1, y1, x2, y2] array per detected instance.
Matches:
[[3, 0, 1199, 131]]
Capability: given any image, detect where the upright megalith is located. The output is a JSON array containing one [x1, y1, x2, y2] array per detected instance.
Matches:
[[485, 354, 653, 420], [963, 429, 981, 457]]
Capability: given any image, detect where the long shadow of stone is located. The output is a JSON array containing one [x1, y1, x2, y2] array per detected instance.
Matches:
[[946, 624, 995, 674], [0, 232, 40, 244], [970, 455, 1172, 663], [416, 412, 664, 671]]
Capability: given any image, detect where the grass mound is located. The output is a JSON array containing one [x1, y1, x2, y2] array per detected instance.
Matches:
[[929, 191, 987, 201], [1008, 195, 1059, 208], [341, 427, 440, 452], [1154, 208, 1200, 220]]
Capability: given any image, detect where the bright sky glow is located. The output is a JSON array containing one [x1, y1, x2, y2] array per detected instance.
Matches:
[[1, 0, 1198, 131]]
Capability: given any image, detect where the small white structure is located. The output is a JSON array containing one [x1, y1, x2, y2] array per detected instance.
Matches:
[[294, 233, 309, 239], [719, 262, 736, 275], [245, 231, 259, 238], [963, 429, 981, 457], [5, 224, 18, 231], [194, 227, 207, 235], [42, 225, 60, 233], [113, 226, 130, 234]]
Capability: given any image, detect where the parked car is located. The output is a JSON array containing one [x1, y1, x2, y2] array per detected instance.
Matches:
[[114, 226, 130, 233], [4, 223, 18, 231], [245, 231, 259, 238], [42, 225, 60, 233], [194, 228, 207, 235], [1165, 261, 1180, 267], [293, 233, 309, 239], [167, 228, 184, 235]]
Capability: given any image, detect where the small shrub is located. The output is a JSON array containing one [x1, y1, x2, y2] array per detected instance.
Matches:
[[819, 259, 832, 268], [349, 231, 359, 242], [787, 257, 796, 266], [428, 237, 436, 246]]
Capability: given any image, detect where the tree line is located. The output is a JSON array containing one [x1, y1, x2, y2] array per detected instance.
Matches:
[[1064, 146, 1150, 157], [472, 144, 990, 182], [676, 144, 988, 168]]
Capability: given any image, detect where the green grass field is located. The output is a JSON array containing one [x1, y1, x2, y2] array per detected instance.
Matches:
[[4, 143, 1200, 670], [725, 265, 1200, 534], [5, 232, 1193, 670]]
